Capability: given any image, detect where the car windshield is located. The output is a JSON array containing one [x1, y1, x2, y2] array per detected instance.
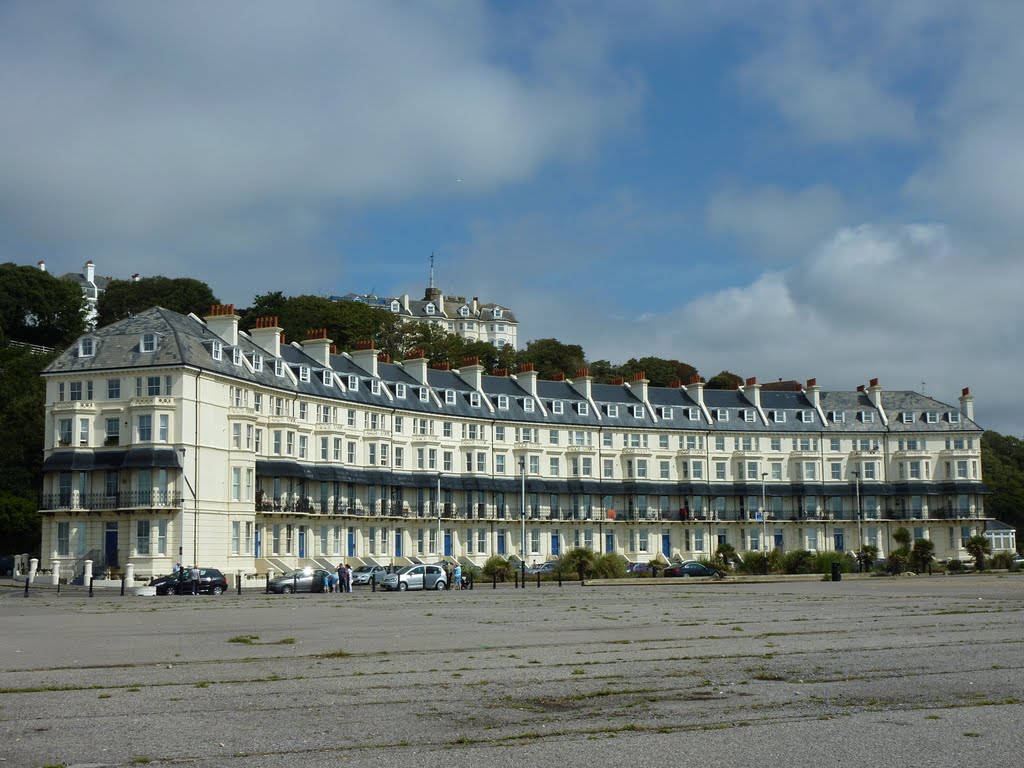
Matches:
[[353, 566, 373, 573], [396, 565, 418, 575], [281, 569, 311, 579]]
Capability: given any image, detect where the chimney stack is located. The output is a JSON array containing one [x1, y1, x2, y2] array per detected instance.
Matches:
[[301, 328, 333, 367], [205, 304, 240, 346], [516, 362, 538, 399], [403, 349, 429, 384], [571, 367, 592, 401], [457, 356, 484, 391], [248, 316, 283, 357], [959, 387, 975, 422], [741, 376, 762, 412], [84, 260, 95, 285], [350, 340, 377, 377], [629, 370, 649, 404], [37, 260, 46, 272]]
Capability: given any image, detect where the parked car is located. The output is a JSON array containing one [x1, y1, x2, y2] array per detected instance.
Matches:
[[625, 562, 653, 575], [267, 568, 331, 594], [350, 564, 387, 585], [526, 561, 560, 575], [381, 564, 448, 591], [150, 568, 228, 595], [1012, 553, 1024, 567], [662, 562, 723, 579]]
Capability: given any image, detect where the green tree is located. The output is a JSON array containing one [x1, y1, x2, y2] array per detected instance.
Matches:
[[0, 346, 55, 497], [618, 357, 698, 387], [0, 492, 39, 555], [518, 338, 586, 380], [981, 431, 1024, 535], [590, 553, 628, 579], [857, 544, 879, 571], [560, 548, 597, 580], [705, 370, 743, 390], [481, 555, 515, 583], [714, 541, 738, 568], [964, 534, 992, 571], [97, 276, 219, 326], [910, 539, 935, 573], [0, 263, 86, 348]]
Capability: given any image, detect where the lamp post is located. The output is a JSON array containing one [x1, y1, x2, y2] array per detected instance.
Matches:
[[853, 470, 862, 565], [519, 457, 526, 586], [436, 472, 442, 561], [761, 472, 768, 553], [178, 448, 197, 567]]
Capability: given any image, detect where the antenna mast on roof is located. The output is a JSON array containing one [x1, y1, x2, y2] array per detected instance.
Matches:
[[429, 251, 435, 289]]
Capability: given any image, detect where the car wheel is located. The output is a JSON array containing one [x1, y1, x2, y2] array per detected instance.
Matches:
[[435, 580, 446, 591], [172, 585, 182, 594], [211, 585, 224, 596], [398, 582, 408, 592], [281, 584, 293, 594]]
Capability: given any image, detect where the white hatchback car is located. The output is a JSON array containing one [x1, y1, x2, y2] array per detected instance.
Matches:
[[381, 564, 448, 591]]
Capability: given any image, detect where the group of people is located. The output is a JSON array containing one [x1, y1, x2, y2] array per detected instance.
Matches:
[[326, 563, 353, 593], [172, 562, 202, 594]]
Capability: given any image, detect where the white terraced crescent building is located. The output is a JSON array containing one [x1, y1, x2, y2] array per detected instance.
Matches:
[[39, 305, 990, 580]]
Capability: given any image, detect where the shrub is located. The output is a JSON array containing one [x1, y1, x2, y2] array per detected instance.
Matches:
[[989, 552, 1014, 570], [481, 555, 515, 583], [812, 551, 850, 575], [781, 549, 815, 574], [560, 548, 596, 579], [947, 559, 964, 573], [738, 551, 770, 575], [591, 553, 628, 579]]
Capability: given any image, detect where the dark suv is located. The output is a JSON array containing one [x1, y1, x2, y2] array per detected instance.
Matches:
[[150, 568, 228, 595]]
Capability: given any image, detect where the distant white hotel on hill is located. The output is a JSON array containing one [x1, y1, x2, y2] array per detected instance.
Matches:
[[334, 261, 518, 349]]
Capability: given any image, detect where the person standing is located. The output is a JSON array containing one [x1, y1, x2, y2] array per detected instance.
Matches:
[[453, 563, 462, 591], [189, 565, 200, 595], [172, 562, 181, 575], [344, 563, 352, 592], [337, 562, 345, 593]]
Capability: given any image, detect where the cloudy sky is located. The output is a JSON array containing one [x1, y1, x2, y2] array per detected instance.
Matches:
[[2, 1, 1022, 435]]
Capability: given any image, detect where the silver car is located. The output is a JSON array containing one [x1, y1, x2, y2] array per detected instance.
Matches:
[[350, 564, 387, 585], [381, 564, 448, 591]]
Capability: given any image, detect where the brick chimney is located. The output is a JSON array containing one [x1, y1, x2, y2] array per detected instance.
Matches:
[[457, 356, 484, 391], [866, 377, 888, 425], [301, 328, 333, 368], [515, 362, 538, 399], [248, 316, 283, 357], [683, 374, 707, 420], [571, 367, 592, 401], [205, 304, 240, 346], [629, 370, 649, 405], [804, 377, 824, 421], [741, 376, 762, 415]]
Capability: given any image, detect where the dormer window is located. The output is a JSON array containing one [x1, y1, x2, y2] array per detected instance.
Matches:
[[551, 401, 564, 415], [274, 360, 284, 377], [901, 412, 915, 424], [444, 389, 456, 405], [925, 411, 938, 424], [231, 348, 242, 366], [459, 306, 469, 317], [773, 411, 786, 423], [347, 375, 358, 390], [659, 406, 672, 420], [322, 371, 332, 387], [607, 404, 619, 418], [299, 366, 310, 383], [390, 300, 401, 312], [578, 402, 590, 416], [497, 395, 509, 410], [78, 338, 95, 357], [687, 407, 699, 421], [140, 333, 157, 353], [493, 308, 502, 319], [419, 387, 429, 402], [523, 398, 535, 413], [716, 408, 729, 421], [210, 340, 222, 361], [743, 409, 755, 423], [861, 410, 875, 423], [800, 410, 813, 423], [424, 303, 435, 315], [396, 383, 406, 398], [252, 354, 263, 372], [830, 411, 845, 423], [949, 411, 961, 424], [370, 380, 381, 396], [469, 392, 481, 408]]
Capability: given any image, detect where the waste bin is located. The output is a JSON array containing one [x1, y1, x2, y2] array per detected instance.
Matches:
[[831, 562, 841, 582]]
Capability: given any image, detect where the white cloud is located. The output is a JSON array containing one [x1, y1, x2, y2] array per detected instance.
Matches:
[[707, 183, 847, 262]]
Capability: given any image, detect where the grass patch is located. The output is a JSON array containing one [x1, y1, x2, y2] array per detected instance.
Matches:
[[228, 634, 260, 645]]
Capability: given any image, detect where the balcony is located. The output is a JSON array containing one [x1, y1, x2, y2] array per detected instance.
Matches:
[[39, 490, 183, 511]]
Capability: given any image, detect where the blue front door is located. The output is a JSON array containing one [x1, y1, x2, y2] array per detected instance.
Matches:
[[254, 528, 261, 558], [497, 531, 506, 556], [834, 531, 845, 551], [550, 531, 560, 556], [662, 531, 671, 558], [605, 531, 615, 553], [104, 523, 119, 567], [444, 530, 452, 557], [395, 529, 403, 557], [347, 527, 355, 557], [298, 526, 306, 558]]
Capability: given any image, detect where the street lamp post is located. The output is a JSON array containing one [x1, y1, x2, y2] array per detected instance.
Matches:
[[178, 448, 197, 567], [519, 457, 526, 587], [436, 472, 442, 561], [853, 470, 862, 568], [761, 472, 768, 553]]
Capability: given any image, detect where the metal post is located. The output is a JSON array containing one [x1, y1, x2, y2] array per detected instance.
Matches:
[[493, 572, 497, 589], [437, 472, 442, 562], [761, 472, 768, 553], [854, 470, 862, 568], [120, 574, 126, 596], [24, 577, 29, 597], [237, 571, 242, 595], [520, 457, 527, 589], [265, 573, 270, 594], [89, 577, 94, 597]]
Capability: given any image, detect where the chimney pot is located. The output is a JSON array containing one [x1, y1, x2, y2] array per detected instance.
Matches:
[[869, 377, 879, 387], [745, 377, 757, 386]]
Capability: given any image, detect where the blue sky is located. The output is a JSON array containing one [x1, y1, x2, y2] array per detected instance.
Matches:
[[2, 1, 1023, 435]]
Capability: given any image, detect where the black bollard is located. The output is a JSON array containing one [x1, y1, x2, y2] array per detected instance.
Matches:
[[265, 573, 270, 594], [557, 570, 562, 587], [536, 571, 541, 588], [237, 572, 243, 595], [371, 577, 376, 593], [514, 571, 519, 589], [292, 574, 298, 594], [24, 577, 30, 597], [469, 572, 474, 590], [57, 579, 61, 595], [89, 577, 94, 597], [120, 575, 126, 596], [492, 572, 497, 589]]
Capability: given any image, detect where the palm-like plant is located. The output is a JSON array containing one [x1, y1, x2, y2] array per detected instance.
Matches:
[[964, 534, 992, 571]]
